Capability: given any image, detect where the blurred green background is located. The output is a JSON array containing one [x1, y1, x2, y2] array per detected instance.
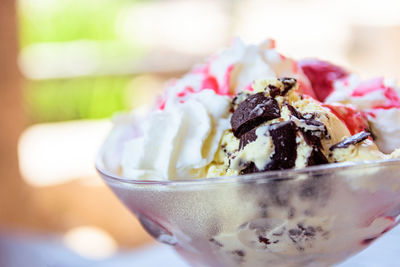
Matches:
[[18, 0, 146, 123]]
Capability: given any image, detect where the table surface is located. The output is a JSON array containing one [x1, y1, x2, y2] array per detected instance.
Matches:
[[1, 226, 400, 267]]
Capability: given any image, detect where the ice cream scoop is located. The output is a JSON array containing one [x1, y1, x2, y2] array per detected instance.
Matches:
[[206, 78, 396, 178]]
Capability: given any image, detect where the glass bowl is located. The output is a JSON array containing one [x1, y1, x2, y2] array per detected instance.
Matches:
[[96, 156, 400, 267]]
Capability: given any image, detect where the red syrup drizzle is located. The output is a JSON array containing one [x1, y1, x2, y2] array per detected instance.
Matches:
[[299, 59, 349, 102], [322, 104, 369, 135], [351, 77, 400, 110]]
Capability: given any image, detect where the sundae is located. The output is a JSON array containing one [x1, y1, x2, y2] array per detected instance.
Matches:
[[101, 39, 400, 180], [97, 39, 400, 266]]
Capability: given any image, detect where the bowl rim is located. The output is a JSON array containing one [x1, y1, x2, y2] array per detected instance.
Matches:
[[96, 154, 400, 186]]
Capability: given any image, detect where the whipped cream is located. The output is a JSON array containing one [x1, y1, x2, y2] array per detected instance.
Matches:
[[159, 38, 312, 108], [119, 90, 231, 180], [369, 108, 400, 153]]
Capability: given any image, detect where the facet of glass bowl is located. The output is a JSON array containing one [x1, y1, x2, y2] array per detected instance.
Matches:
[[96, 157, 400, 267]]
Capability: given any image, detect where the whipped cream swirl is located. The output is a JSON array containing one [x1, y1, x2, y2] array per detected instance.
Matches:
[[109, 90, 231, 180]]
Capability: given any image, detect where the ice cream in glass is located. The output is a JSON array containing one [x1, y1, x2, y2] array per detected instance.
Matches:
[[96, 38, 400, 266]]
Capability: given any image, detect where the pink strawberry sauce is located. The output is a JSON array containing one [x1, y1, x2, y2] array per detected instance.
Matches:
[[323, 104, 369, 135], [299, 59, 349, 102]]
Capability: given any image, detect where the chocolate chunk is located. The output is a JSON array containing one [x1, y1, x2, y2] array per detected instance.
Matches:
[[300, 128, 328, 166], [307, 148, 329, 166], [239, 128, 257, 149], [285, 104, 329, 166], [329, 131, 371, 150], [264, 121, 298, 171], [288, 223, 319, 247], [232, 250, 245, 257], [286, 103, 302, 119], [258, 236, 271, 245], [231, 92, 280, 137], [289, 229, 302, 238], [209, 238, 223, 248], [300, 129, 329, 166], [279, 77, 297, 96], [304, 117, 324, 127], [268, 84, 281, 98], [232, 250, 246, 263], [240, 162, 259, 175], [301, 129, 322, 148], [266, 78, 297, 97], [288, 106, 329, 138], [286, 105, 326, 133], [303, 115, 330, 138], [297, 224, 316, 237]]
